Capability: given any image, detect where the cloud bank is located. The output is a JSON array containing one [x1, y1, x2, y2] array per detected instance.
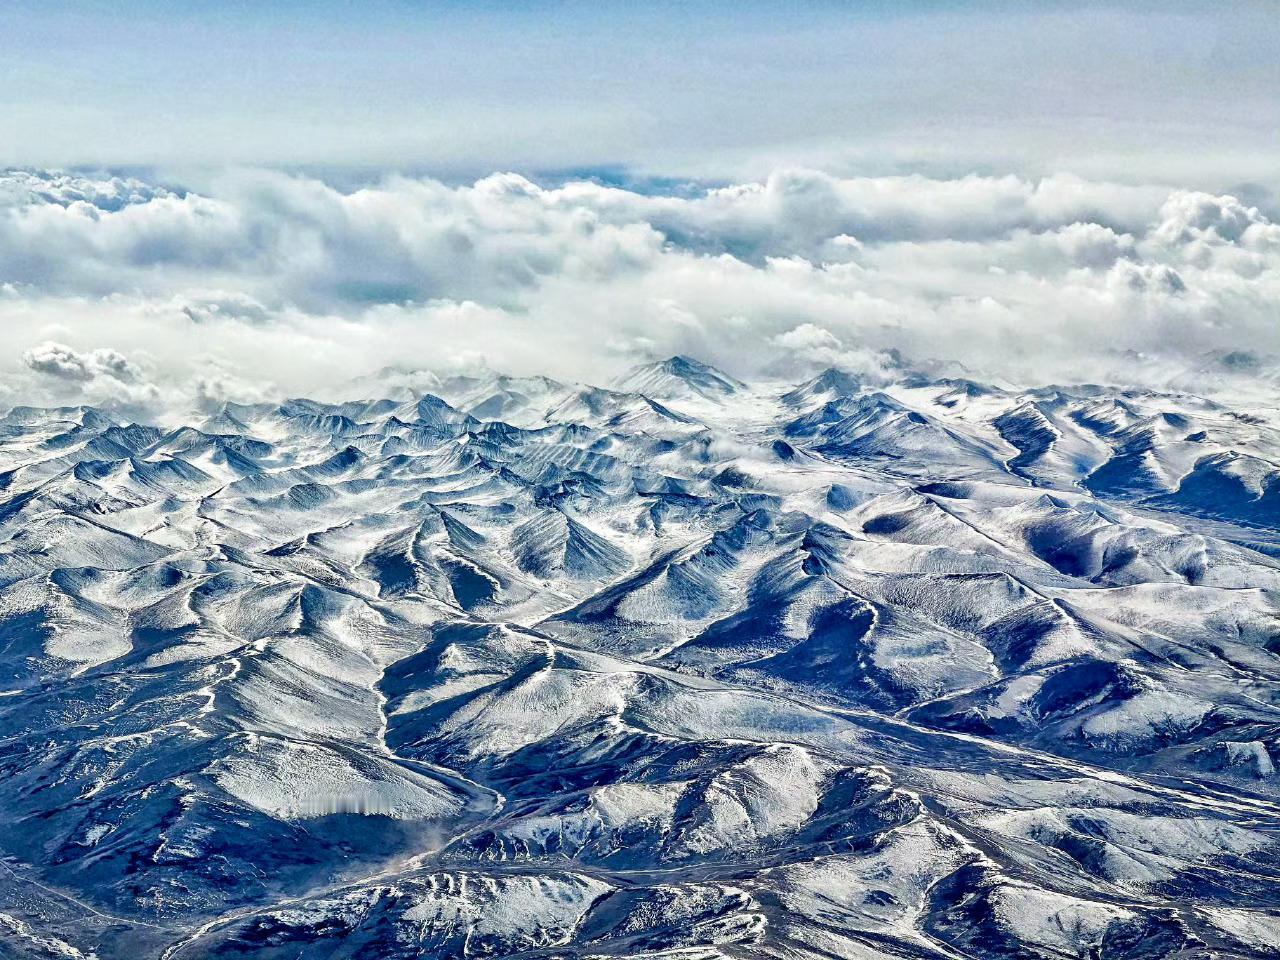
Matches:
[[1, 167, 1277, 415]]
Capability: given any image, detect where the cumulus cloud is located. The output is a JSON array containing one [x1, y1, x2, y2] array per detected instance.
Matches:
[[767, 324, 898, 383], [1153, 191, 1267, 246], [22, 341, 98, 381], [23, 341, 143, 384], [16, 339, 160, 416], [0, 166, 1277, 414]]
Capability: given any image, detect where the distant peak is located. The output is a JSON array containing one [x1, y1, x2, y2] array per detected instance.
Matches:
[[614, 354, 746, 400], [660, 355, 710, 373], [781, 367, 862, 407]]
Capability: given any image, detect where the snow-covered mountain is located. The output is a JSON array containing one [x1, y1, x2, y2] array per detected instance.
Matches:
[[0, 357, 1277, 959]]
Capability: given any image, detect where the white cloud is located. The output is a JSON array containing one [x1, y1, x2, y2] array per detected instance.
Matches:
[[19, 339, 160, 414], [1153, 191, 1266, 246], [0, 168, 1276, 414], [22, 341, 97, 381], [23, 341, 143, 384]]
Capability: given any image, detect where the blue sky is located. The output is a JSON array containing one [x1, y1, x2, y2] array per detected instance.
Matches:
[[2, 1, 1277, 187]]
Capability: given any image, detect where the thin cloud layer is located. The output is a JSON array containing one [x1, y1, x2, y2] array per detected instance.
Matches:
[[1, 167, 1276, 415]]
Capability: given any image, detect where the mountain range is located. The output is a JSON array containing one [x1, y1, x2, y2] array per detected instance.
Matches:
[[0, 356, 1277, 959]]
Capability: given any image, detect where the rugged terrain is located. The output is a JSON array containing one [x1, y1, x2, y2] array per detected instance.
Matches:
[[0, 357, 1278, 959]]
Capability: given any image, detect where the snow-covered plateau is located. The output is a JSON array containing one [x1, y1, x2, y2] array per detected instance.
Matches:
[[0, 356, 1277, 959]]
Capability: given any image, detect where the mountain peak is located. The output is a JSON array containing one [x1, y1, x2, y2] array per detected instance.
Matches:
[[613, 354, 746, 400], [781, 367, 862, 407]]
